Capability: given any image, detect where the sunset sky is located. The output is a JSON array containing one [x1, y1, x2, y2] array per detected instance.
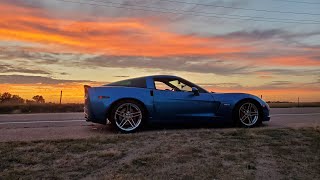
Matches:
[[0, 0, 319, 103]]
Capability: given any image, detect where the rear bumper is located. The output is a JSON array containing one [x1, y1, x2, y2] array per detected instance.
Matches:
[[84, 106, 95, 122], [84, 104, 107, 125]]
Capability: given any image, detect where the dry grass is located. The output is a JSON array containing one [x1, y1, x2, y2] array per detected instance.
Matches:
[[0, 103, 83, 114], [0, 127, 319, 179]]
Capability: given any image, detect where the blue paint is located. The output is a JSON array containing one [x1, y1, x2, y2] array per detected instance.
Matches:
[[84, 75, 270, 125]]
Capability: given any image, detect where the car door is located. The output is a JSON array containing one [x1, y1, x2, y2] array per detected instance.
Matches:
[[152, 78, 220, 122]]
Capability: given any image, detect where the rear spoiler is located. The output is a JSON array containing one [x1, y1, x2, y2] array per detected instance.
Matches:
[[84, 85, 91, 95], [84, 85, 91, 90]]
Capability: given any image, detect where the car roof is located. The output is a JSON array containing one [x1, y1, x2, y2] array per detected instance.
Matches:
[[106, 75, 181, 85], [115, 75, 180, 81], [142, 75, 186, 79], [144, 75, 180, 79]]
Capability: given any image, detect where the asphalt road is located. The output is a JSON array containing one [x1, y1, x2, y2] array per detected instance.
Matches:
[[0, 108, 319, 142]]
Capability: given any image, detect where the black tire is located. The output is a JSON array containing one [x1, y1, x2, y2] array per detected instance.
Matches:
[[109, 99, 146, 133], [234, 100, 262, 128]]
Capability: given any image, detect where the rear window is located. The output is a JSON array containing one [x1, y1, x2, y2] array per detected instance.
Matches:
[[106, 78, 146, 88]]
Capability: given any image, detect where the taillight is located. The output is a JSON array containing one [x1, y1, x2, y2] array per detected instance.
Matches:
[[98, 96, 110, 99]]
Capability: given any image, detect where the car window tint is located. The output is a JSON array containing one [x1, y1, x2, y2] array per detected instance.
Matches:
[[130, 78, 147, 88], [113, 80, 131, 86], [107, 78, 146, 88]]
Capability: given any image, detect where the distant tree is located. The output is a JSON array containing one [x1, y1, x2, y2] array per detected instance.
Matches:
[[0, 92, 12, 103], [11, 95, 25, 104], [32, 95, 45, 104], [0, 92, 25, 104]]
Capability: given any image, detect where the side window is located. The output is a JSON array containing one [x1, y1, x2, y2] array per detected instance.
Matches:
[[154, 78, 192, 92], [153, 77, 208, 93], [154, 81, 173, 91], [169, 80, 192, 92]]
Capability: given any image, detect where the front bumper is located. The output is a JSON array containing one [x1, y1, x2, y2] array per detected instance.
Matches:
[[262, 106, 271, 121]]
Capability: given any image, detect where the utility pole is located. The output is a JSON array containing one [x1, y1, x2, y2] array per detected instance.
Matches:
[[298, 97, 300, 107], [60, 90, 62, 105]]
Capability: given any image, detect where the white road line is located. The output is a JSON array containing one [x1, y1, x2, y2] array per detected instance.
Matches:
[[0, 120, 84, 125], [270, 113, 320, 117]]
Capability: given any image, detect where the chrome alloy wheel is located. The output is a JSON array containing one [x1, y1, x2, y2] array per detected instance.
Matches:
[[239, 102, 259, 126], [114, 103, 142, 132]]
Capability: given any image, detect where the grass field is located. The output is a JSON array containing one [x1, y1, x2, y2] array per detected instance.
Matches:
[[0, 128, 319, 179], [0, 104, 83, 114]]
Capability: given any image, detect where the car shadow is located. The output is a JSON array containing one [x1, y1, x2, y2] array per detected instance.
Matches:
[[143, 121, 269, 132]]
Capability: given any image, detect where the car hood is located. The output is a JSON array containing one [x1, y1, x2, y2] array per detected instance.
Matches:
[[211, 92, 268, 108]]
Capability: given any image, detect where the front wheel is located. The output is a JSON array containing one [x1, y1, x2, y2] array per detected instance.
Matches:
[[235, 101, 261, 127], [109, 100, 145, 133]]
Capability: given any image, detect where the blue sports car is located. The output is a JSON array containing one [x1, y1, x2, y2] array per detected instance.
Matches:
[[84, 75, 270, 132]]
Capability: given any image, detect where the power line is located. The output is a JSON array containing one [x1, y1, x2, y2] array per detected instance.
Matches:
[[144, 0, 320, 16], [88, 0, 320, 23], [54, 0, 320, 24], [274, 0, 320, 5]]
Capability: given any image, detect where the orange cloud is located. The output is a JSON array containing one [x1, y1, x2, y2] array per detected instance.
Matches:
[[0, 3, 249, 57], [219, 53, 320, 67], [1, 2, 319, 68], [0, 6, 319, 72], [267, 56, 320, 66]]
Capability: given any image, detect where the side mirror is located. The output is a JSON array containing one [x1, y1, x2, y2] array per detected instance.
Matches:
[[191, 87, 199, 96]]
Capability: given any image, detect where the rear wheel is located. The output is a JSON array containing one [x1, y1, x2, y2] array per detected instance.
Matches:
[[235, 101, 261, 127], [109, 100, 145, 133]]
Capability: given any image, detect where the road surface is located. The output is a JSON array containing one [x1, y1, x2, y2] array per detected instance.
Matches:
[[0, 108, 319, 142]]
